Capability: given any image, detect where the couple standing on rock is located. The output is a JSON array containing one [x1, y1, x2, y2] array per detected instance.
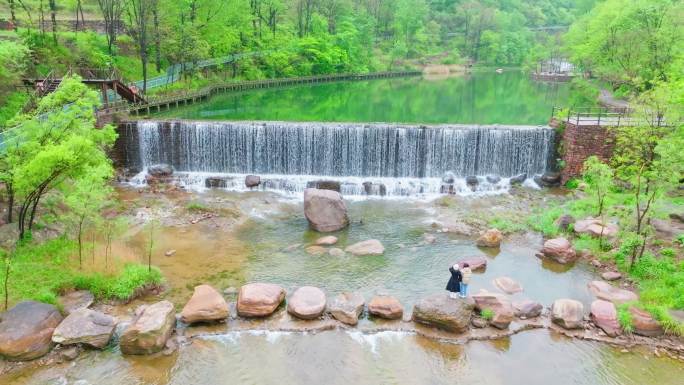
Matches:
[[446, 263, 471, 299]]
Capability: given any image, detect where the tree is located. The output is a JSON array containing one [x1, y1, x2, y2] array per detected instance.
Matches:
[[97, 0, 125, 54], [1, 76, 117, 241], [0, 41, 30, 99], [582, 156, 613, 217], [127, 0, 153, 92], [394, 0, 428, 58], [63, 165, 113, 269]]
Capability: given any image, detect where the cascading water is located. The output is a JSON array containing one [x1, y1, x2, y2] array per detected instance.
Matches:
[[120, 120, 555, 197]]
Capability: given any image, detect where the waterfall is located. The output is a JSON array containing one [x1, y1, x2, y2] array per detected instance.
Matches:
[[120, 120, 555, 197]]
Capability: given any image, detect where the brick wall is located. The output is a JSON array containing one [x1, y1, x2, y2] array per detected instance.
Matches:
[[551, 119, 616, 183]]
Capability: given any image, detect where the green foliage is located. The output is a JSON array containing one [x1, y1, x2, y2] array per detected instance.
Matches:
[[0, 237, 164, 306], [480, 308, 494, 320], [676, 234, 684, 246], [0, 40, 30, 97], [528, 206, 563, 237], [616, 303, 634, 333], [565, 179, 579, 189], [186, 201, 209, 212], [489, 217, 527, 234]]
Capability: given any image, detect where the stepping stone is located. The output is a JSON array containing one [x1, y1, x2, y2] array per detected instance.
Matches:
[[287, 286, 327, 320], [368, 295, 403, 320]]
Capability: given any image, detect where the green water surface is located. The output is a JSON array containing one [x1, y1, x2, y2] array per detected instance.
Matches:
[[154, 70, 590, 125]]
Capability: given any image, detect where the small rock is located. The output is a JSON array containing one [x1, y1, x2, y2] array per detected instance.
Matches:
[[287, 286, 327, 320], [245, 175, 261, 188], [314, 236, 338, 246], [423, 234, 437, 244], [305, 245, 327, 255], [284, 243, 301, 252], [58, 346, 80, 361], [328, 248, 345, 257], [513, 300, 543, 318], [588, 281, 638, 304], [52, 308, 117, 349], [510, 173, 526, 185], [368, 296, 403, 320], [540, 172, 561, 187], [471, 317, 488, 328], [541, 237, 577, 264], [591, 259, 602, 268], [476, 228, 503, 248], [669, 213, 684, 223], [486, 175, 501, 184], [466, 176, 479, 186], [555, 214, 575, 231], [120, 301, 175, 355], [629, 307, 664, 337], [165, 249, 176, 257], [590, 300, 621, 337], [328, 292, 365, 325], [148, 164, 173, 177], [345, 239, 385, 256], [237, 283, 286, 317], [493, 276, 523, 294], [551, 299, 584, 329], [180, 285, 229, 324], [601, 271, 622, 281]]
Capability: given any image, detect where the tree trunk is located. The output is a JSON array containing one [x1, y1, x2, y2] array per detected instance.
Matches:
[[7, 0, 17, 31], [153, 7, 161, 73], [5, 183, 13, 224], [49, 0, 57, 43]]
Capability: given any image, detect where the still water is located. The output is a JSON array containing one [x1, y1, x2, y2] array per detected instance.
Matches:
[[154, 71, 590, 125]]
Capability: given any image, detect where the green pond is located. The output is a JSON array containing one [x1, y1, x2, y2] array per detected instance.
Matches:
[[153, 70, 590, 125]]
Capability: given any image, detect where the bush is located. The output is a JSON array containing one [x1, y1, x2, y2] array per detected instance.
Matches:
[[481, 308, 494, 320]]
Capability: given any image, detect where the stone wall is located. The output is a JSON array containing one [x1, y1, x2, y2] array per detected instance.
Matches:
[[551, 119, 615, 183]]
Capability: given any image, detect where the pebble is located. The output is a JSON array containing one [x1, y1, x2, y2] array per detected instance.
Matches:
[[165, 249, 176, 257]]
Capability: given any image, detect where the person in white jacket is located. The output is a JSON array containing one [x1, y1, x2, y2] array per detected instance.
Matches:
[[459, 263, 472, 298]]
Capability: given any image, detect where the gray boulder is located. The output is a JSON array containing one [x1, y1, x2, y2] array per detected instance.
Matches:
[[304, 188, 349, 232], [148, 164, 173, 177], [120, 301, 175, 355], [551, 299, 584, 329], [245, 175, 261, 188], [328, 292, 365, 325], [412, 294, 474, 333], [52, 308, 117, 349], [0, 301, 63, 361]]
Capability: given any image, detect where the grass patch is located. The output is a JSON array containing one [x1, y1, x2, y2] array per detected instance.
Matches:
[[186, 201, 209, 212], [488, 217, 527, 234], [617, 303, 634, 333], [1, 237, 164, 308], [480, 308, 494, 320]]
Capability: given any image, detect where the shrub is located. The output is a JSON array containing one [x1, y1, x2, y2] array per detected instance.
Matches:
[[481, 308, 494, 320]]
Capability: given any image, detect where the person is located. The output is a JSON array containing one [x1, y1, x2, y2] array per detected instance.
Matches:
[[460, 263, 472, 298], [445, 263, 462, 299]]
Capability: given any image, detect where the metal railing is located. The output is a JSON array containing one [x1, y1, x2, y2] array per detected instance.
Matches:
[[551, 106, 667, 127]]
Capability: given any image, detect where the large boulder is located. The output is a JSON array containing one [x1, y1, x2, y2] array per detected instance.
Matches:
[[180, 285, 229, 324], [345, 239, 385, 256], [328, 292, 365, 326], [513, 300, 543, 319], [120, 301, 175, 355], [472, 291, 514, 329], [629, 307, 664, 337], [368, 296, 403, 320], [58, 290, 94, 315], [412, 294, 474, 333], [245, 175, 261, 188], [314, 236, 338, 246], [541, 237, 577, 264], [52, 308, 117, 349], [493, 277, 523, 294], [0, 301, 63, 361], [476, 228, 503, 248], [304, 188, 349, 232], [551, 299, 584, 329], [574, 218, 619, 238], [147, 164, 173, 177], [287, 286, 327, 320], [587, 281, 638, 304], [590, 300, 621, 337], [237, 283, 286, 317], [457, 256, 487, 272]]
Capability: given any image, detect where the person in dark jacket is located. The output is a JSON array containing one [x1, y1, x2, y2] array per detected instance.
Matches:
[[446, 263, 462, 299]]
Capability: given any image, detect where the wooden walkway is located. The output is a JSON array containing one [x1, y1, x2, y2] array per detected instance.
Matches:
[[98, 71, 421, 118], [551, 107, 666, 127]]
